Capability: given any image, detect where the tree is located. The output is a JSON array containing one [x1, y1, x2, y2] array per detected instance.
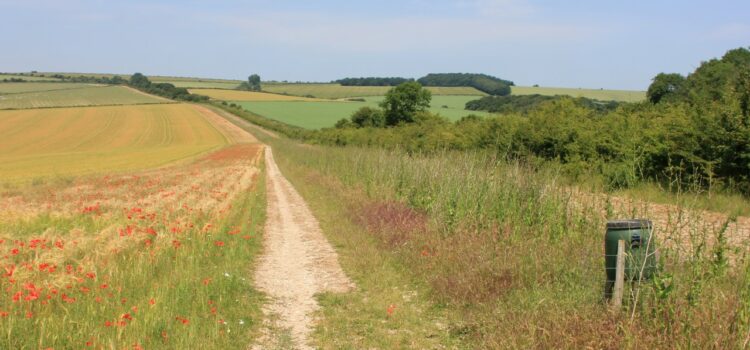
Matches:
[[238, 74, 262, 91], [647, 73, 685, 104], [380, 81, 432, 126], [248, 74, 261, 91], [129, 73, 151, 89], [350, 107, 385, 128]]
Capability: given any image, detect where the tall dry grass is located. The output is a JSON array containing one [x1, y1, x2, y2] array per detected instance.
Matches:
[[260, 130, 750, 348]]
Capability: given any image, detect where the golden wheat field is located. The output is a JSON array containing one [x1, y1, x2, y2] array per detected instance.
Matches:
[[188, 89, 320, 101], [0, 104, 229, 183]]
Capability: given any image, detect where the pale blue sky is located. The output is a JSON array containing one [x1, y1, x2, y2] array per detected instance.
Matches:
[[1, 0, 748, 90]]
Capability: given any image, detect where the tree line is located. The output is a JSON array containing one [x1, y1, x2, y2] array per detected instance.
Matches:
[[128, 73, 209, 102], [334, 77, 414, 86], [332, 73, 514, 95], [418, 73, 514, 95]]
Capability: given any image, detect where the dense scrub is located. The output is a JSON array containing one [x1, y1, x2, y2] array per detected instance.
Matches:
[[466, 94, 620, 114]]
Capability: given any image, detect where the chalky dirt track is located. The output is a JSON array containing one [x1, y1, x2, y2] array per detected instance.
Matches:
[[215, 113, 354, 349]]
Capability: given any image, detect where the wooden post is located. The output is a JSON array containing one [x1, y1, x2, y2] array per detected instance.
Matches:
[[612, 240, 626, 309]]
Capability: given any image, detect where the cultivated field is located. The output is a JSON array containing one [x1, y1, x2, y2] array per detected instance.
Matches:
[[234, 95, 489, 129], [262, 83, 486, 99], [0, 83, 94, 94], [0, 85, 168, 109], [0, 104, 228, 182], [189, 89, 319, 101], [512, 85, 646, 102], [0, 143, 266, 349], [157, 80, 241, 89]]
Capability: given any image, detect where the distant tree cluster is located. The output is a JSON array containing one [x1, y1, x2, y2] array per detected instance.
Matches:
[[334, 81, 432, 129], [647, 48, 750, 107], [1, 78, 27, 83], [417, 73, 514, 96], [466, 94, 619, 114], [237, 74, 261, 91], [334, 77, 413, 86], [128, 73, 209, 102]]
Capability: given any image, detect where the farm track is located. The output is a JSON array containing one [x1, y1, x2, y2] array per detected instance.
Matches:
[[252, 147, 353, 349], [209, 104, 352, 348]]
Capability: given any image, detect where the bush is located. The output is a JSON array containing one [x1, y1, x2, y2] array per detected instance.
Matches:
[[350, 107, 385, 128]]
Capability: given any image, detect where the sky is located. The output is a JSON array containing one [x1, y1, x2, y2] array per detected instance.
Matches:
[[1, 0, 748, 90]]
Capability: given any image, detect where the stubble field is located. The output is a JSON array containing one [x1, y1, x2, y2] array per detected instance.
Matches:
[[0, 104, 229, 183]]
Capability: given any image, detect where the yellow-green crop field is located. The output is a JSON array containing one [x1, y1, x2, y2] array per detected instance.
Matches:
[[155, 80, 241, 89], [0, 82, 95, 94], [261, 83, 486, 99], [0, 104, 229, 182], [511, 85, 646, 102], [189, 89, 320, 101], [0, 86, 168, 110]]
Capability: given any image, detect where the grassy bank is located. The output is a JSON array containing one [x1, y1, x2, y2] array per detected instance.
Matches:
[[233, 113, 750, 348]]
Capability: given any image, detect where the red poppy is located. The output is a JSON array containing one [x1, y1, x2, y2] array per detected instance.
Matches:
[[387, 304, 397, 316]]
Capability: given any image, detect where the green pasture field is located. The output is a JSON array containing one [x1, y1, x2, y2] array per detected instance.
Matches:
[[234, 95, 489, 129], [261, 83, 486, 99], [512, 85, 646, 102], [0, 85, 168, 109], [261, 82, 645, 102], [0, 82, 95, 95]]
